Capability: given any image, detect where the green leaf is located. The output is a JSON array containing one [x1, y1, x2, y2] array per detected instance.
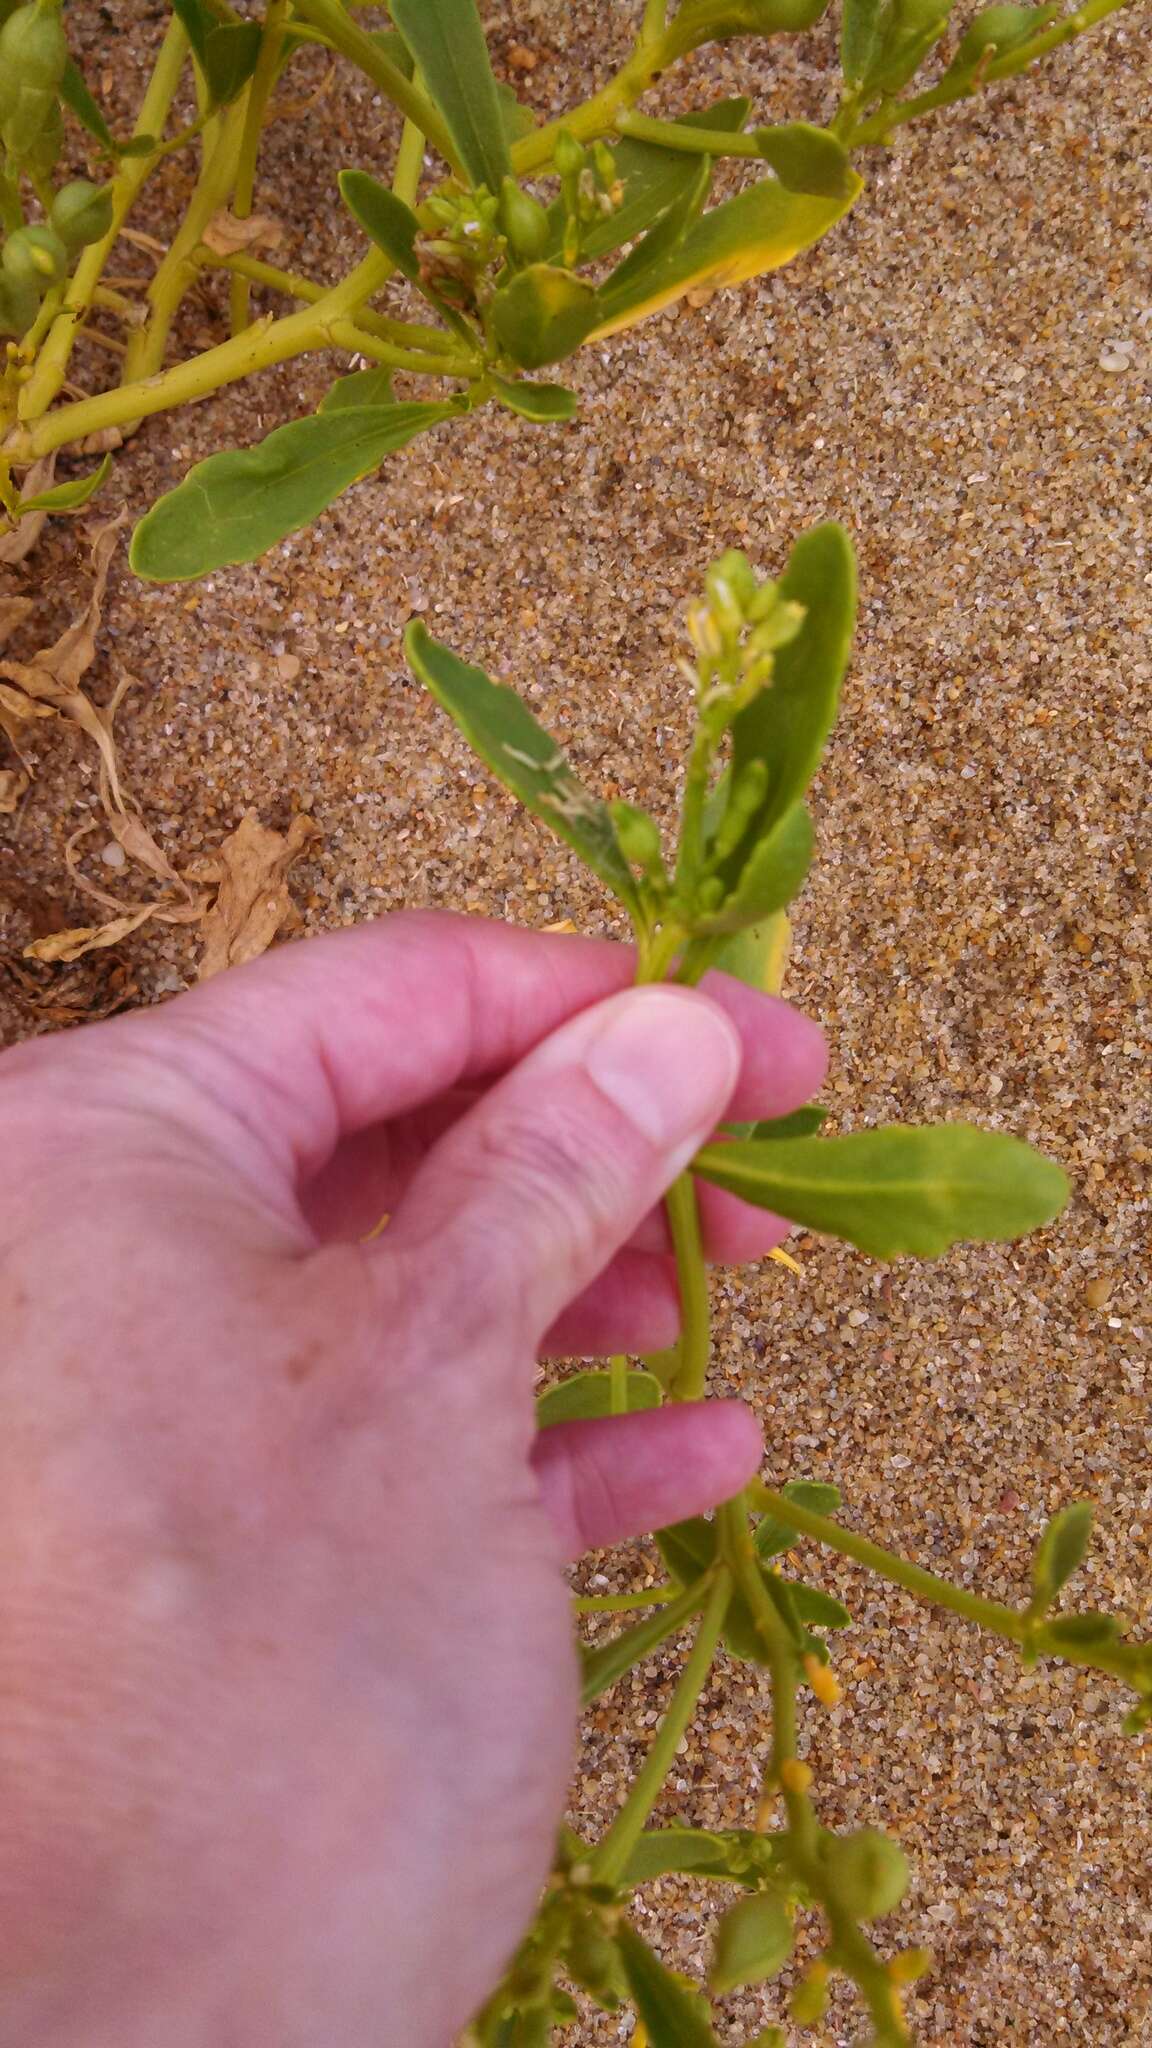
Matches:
[[388, 0, 511, 192], [580, 1581, 709, 1707], [841, 0, 886, 80], [536, 1368, 661, 1427], [943, 1, 1057, 74], [694, 1122, 1069, 1259], [656, 1516, 717, 1585], [730, 1106, 828, 1142], [130, 402, 459, 582], [14, 452, 111, 514], [866, 0, 954, 92], [497, 78, 535, 142], [820, 1827, 909, 1920], [1032, 1502, 1093, 1607], [492, 264, 600, 370], [317, 366, 395, 412], [722, 522, 856, 883], [753, 122, 853, 198], [338, 172, 420, 276], [405, 621, 641, 910], [490, 375, 579, 422], [544, 98, 751, 265], [616, 1922, 719, 2047], [60, 58, 115, 152], [593, 170, 860, 339], [601, 157, 713, 303], [709, 1889, 794, 1993], [788, 1582, 852, 1629], [755, 1478, 841, 1556], [623, 1828, 764, 1886], [695, 803, 814, 933], [1044, 1611, 1121, 1650], [563, 1908, 628, 2010], [171, 0, 261, 104]]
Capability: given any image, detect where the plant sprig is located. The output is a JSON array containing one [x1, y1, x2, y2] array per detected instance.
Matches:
[[408, 530, 1150, 2044]]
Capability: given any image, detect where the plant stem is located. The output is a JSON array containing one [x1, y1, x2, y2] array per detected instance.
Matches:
[[393, 101, 427, 210], [573, 1585, 678, 1614], [589, 1568, 731, 1886], [747, 1482, 1143, 1686], [292, 0, 460, 172], [16, 18, 190, 425], [845, 0, 1135, 145], [199, 250, 458, 352], [641, 0, 670, 41], [581, 1576, 711, 1707], [229, 0, 290, 337], [609, 1352, 629, 1415], [510, 31, 673, 174], [121, 97, 248, 392], [326, 315, 478, 379], [615, 111, 767, 157], [663, 1174, 711, 1401]]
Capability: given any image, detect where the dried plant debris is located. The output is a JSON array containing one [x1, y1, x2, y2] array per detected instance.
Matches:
[[192, 811, 321, 979]]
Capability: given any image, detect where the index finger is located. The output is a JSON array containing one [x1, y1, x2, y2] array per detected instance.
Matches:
[[89, 910, 826, 1187]]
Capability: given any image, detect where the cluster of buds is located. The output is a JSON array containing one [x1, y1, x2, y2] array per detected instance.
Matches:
[[418, 181, 506, 306], [0, 0, 66, 178], [554, 129, 623, 266], [0, 2, 112, 339], [0, 179, 112, 340], [685, 547, 807, 717]]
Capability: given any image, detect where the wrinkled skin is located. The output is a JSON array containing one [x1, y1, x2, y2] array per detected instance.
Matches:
[[0, 913, 825, 2047]]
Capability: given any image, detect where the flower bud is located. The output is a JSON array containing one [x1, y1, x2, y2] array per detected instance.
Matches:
[[500, 177, 551, 263], [3, 221, 68, 287], [553, 128, 585, 179], [50, 177, 113, 251]]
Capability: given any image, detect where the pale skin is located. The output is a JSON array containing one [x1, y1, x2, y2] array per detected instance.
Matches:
[[0, 911, 826, 2047]]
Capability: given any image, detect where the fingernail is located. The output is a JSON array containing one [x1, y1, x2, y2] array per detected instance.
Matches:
[[583, 988, 741, 1149]]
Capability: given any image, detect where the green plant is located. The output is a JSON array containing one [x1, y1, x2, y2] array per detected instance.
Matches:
[[403, 529, 1152, 2046], [0, 0, 1138, 570]]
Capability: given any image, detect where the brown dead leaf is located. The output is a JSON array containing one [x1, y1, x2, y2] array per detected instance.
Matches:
[[24, 906, 157, 963], [0, 765, 29, 812], [0, 456, 56, 565], [77, 426, 125, 457], [0, 596, 34, 651], [0, 512, 129, 810], [201, 209, 284, 257], [195, 812, 320, 979]]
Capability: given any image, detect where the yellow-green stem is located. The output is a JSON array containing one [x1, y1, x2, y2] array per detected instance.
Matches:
[[121, 97, 248, 391], [573, 1585, 678, 1614], [589, 1568, 731, 1886], [200, 250, 458, 352], [292, 0, 459, 170], [16, 18, 190, 424], [229, 0, 290, 336]]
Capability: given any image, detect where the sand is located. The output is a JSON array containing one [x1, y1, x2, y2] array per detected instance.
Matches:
[[1, 2, 1149, 2040]]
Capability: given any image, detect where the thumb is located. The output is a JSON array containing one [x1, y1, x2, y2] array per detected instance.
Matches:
[[384, 986, 741, 1351]]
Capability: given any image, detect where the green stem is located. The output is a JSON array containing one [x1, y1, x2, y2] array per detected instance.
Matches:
[[615, 110, 766, 157], [291, 0, 460, 172], [326, 315, 478, 378], [199, 250, 458, 352], [846, 0, 1135, 145], [392, 99, 427, 210], [748, 1483, 1143, 1686], [589, 1569, 731, 1886], [229, 0, 290, 336], [641, 0, 670, 40], [608, 1352, 629, 1416], [510, 31, 673, 174], [17, 17, 190, 424], [121, 97, 248, 390], [663, 1174, 711, 1401], [573, 1585, 678, 1614], [581, 1576, 711, 1707]]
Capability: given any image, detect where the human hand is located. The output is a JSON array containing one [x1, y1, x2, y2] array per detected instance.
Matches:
[[0, 912, 825, 2048]]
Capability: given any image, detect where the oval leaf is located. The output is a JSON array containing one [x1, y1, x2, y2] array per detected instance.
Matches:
[[592, 170, 860, 339], [536, 1367, 661, 1427], [1044, 1611, 1121, 1650], [694, 803, 814, 933], [388, 0, 511, 192], [754, 121, 853, 197], [338, 172, 420, 276], [709, 1889, 794, 1993], [694, 1123, 1069, 1259], [405, 621, 640, 909], [1032, 1501, 1093, 1606], [490, 375, 579, 422], [492, 264, 600, 369], [131, 402, 459, 581], [317, 366, 395, 413], [623, 1828, 763, 1886]]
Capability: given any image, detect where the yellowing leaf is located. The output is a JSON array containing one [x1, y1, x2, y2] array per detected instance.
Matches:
[[591, 170, 862, 339], [25, 907, 157, 963]]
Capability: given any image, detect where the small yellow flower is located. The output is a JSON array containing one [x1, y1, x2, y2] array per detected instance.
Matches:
[[803, 1652, 843, 1707], [779, 1757, 813, 1795]]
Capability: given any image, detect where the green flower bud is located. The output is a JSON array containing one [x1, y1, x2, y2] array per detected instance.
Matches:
[[609, 798, 665, 877], [590, 140, 617, 188], [17, 91, 62, 176], [0, 0, 66, 161], [553, 128, 585, 179], [2, 221, 68, 287], [822, 1826, 910, 1921], [50, 178, 113, 252], [499, 177, 550, 264], [0, 267, 40, 337]]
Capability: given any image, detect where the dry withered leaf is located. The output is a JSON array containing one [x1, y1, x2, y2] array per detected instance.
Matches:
[[0, 766, 29, 813], [0, 596, 35, 651], [195, 812, 320, 979], [201, 209, 284, 257], [0, 456, 56, 566], [24, 906, 158, 963]]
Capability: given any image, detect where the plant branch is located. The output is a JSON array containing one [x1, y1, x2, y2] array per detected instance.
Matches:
[[615, 111, 767, 157], [230, 0, 290, 336], [846, 0, 1136, 146], [16, 16, 190, 424], [197, 250, 459, 352], [291, 0, 460, 172], [662, 1174, 711, 1401], [589, 1569, 731, 1886], [573, 1585, 678, 1614], [747, 1483, 1145, 1687]]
